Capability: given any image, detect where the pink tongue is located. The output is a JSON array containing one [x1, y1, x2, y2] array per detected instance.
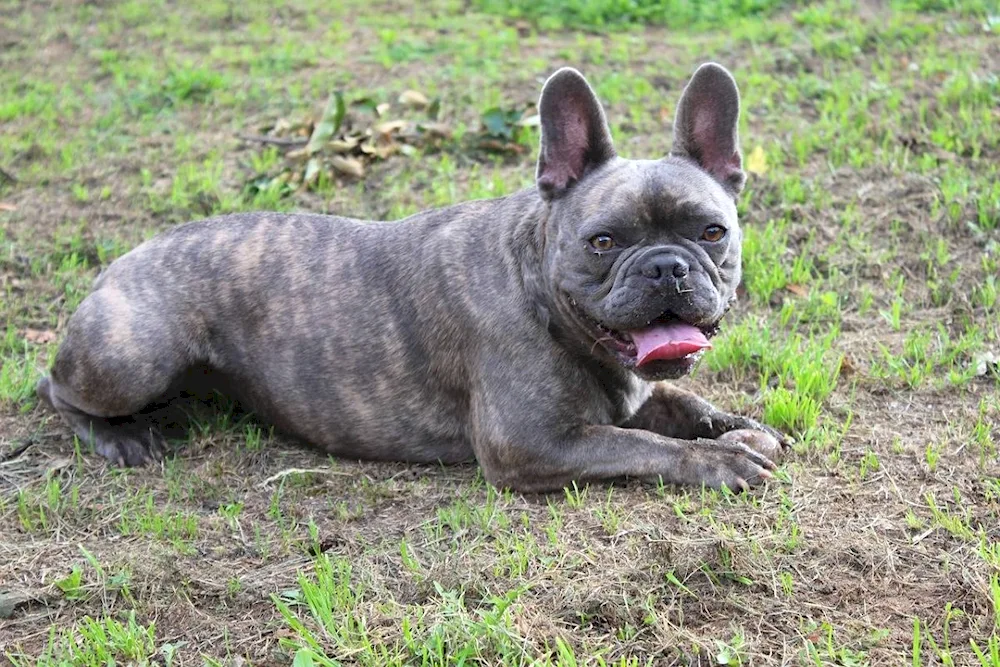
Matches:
[[629, 323, 711, 366]]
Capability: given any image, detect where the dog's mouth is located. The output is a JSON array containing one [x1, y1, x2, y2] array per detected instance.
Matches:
[[572, 302, 720, 369]]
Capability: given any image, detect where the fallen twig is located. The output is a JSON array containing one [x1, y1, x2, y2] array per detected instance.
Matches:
[[236, 134, 308, 148], [258, 467, 352, 487]]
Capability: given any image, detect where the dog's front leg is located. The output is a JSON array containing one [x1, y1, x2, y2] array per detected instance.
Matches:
[[470, 371, 776, 493], [475, 421, 775, 494], [624, 383, 792, 453]]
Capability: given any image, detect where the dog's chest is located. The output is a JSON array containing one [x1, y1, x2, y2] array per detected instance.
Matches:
[[616, 374, 653, 422]]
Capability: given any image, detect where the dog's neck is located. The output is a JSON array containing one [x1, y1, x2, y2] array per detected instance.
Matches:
[[509, 190, 636, 393], [509, 190, 551, 330]]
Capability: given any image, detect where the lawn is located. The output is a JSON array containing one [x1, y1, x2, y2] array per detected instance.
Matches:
[[1, 0, 998, 664]]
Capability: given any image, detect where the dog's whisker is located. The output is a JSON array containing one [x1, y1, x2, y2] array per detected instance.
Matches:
[[590, 335, 617, 354]]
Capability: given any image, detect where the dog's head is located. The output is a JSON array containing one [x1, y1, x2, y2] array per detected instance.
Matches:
[[536, 63, 745, 380]]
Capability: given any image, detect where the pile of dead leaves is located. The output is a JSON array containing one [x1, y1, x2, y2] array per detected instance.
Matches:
[[242, 90, 539, 195]]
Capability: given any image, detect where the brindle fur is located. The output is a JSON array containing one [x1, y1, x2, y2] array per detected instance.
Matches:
[[38, 63, 789, 493]]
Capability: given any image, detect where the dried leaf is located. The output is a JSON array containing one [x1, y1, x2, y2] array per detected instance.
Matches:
[[359, 133, 398, 159], [839, 354, 857, 377], [418, 121, 451, 138], [375, 120, 408, 136], [746, 145, 768, 175], [375, 102, 391, 117], [328, 137, 360, 153], [272, 118, 293, 135], [0, 202, 16, 212], [516, 113, 540, 127], [305, 92, 346, 154], [477, 138, 526, 154], [285, 147, 310, 161], [398, 90, 429, 108], [785, 283, 808, 297], [330, 156, 365, 178], [23, 328, 56, 344]]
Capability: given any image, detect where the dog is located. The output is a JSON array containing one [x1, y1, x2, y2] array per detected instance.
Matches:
[[37, 63, 788, 493]]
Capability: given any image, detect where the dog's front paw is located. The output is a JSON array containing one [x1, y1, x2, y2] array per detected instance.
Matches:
[[716, 428, 785, 463], [696, 411, 793, 455], [683, 437, 776, 492]]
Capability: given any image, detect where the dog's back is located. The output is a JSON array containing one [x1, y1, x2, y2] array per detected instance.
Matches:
[[45, 194, 544, 464]]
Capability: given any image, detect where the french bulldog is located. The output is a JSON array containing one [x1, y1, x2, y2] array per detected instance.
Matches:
[[37, 63, 789, 493]]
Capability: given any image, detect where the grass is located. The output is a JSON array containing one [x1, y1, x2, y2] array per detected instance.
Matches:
[[1, 0, 999, 664], [472, 0, 792, 30]]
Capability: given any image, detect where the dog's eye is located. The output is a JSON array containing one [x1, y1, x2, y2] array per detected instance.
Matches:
[[701, 225, 726, 242], [589, 235, 616, 252]]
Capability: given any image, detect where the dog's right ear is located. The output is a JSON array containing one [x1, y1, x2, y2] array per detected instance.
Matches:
[[670, 63, 745, 197], [536, 68, 616, 200]]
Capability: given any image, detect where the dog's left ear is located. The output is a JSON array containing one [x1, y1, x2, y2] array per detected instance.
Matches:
[[536, 68, 616, 200], [671, 63, 746, 197]]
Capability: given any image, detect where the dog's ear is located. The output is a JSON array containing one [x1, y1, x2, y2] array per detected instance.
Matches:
[[671, 63, 745, 197], [536, 68, 616, 199]]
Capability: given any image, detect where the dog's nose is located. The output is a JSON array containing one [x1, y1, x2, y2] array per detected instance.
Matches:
[[641, 255, 689, 282]]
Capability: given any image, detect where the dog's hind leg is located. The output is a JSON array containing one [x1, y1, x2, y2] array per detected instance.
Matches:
[[37, 287, 199, 466]]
